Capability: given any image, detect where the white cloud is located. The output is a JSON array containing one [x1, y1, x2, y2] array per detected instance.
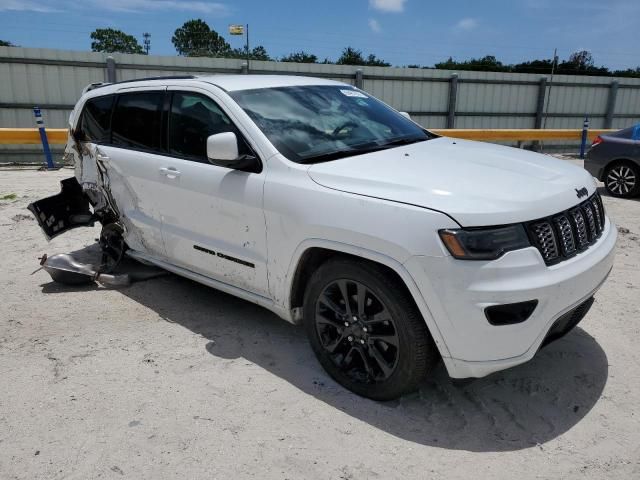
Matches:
[[0, 0, 229, 14], [368, 18, 381, 33], [455, 18, 478, 31], [0, 0, 56, 12], [369, 0, 406, 13]]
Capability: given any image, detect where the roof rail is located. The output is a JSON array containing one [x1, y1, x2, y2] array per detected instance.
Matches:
[[82, 75, 197, 95], [114, 75, 197, 85]]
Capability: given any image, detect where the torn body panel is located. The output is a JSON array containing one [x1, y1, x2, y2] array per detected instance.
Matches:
[[31, 128, 156, 255], [28, 176, 94, 240], [29, 134, 119, 238]]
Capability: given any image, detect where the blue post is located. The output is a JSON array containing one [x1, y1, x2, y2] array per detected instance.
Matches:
[[579, 115, 589, 160], [33, 107, 55, 169]]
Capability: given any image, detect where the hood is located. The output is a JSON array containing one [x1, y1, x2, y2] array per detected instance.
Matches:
[[307, 137, 596, 227]]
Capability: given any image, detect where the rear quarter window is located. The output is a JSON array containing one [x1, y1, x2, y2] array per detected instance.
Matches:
[[78, 95, 114, 143]]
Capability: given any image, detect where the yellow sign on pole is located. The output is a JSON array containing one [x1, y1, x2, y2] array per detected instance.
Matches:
[[229, 24, 244, 35]]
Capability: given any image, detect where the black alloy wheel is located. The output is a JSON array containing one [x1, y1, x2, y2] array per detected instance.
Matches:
[[314, 278, 400, 383], [303, 259, 438, 400]]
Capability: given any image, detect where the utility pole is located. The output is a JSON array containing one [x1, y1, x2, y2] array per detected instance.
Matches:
[[143, 32, 151, 55], [542, 48, 558, 130], [245, 24, 250, 72]]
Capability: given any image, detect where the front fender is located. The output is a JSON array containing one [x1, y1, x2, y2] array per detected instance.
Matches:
[[279, 238, 453, 360]]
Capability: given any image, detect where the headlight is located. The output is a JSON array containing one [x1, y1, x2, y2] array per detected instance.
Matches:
[[438, 225, 530, 260]]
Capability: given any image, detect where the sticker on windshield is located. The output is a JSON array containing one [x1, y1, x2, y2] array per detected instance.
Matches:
[[340, 89, 368, 98]]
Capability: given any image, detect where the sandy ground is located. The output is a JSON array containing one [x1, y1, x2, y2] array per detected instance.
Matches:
[[0, 167, 639, 480]]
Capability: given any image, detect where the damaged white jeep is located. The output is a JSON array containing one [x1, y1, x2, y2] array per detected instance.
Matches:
[[30, 75, 616, 400]]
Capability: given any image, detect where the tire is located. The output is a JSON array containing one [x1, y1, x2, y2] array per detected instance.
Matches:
[[604, 161, 640, 198], [302, 258, 438, 400]]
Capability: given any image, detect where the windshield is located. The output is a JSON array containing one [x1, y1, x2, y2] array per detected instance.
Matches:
[[229, 85, 432, 164]]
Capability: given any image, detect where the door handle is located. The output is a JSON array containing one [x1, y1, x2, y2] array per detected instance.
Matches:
[[159, 167, 181, 178]]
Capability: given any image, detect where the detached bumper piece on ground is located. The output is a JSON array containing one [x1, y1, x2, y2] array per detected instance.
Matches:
[[36, 249, 167, 287]]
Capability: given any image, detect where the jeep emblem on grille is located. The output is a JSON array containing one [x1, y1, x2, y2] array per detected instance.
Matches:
[[575, 187, 588, 198]]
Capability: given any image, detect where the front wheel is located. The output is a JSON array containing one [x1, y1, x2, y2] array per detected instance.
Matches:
[[303, 258, 438, 400], [604, 162, 640, 198]]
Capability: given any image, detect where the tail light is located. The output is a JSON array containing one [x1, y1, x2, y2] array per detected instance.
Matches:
[[591, 135, 603, 147]]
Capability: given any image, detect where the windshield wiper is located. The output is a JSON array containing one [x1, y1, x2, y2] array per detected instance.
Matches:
[[299, 137, 428, 164]]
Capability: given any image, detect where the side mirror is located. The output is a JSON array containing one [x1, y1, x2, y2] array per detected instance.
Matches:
[[207, 132, 239, 164], [206, 131, 262, 173], [399, 111, 411, 120]]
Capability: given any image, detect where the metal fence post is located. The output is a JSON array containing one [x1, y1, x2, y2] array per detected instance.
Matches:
[[534, 77, 548, 129], [604, 80, 619, 129], [580, 115, 590, 159], [355, 69, 363, 89], [447, 74, 458, 129], [532, 77, 548, 151], [33, 107, 55, 169], [106, 56, 116, 83]]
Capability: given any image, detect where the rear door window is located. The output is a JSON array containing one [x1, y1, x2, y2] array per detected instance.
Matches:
[[168, 91, 249, 162], [78, 95, 114, 143], [111, 91, 164, 151]]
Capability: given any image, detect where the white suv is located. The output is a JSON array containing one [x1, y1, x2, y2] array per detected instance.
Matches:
[[29, 75, 617, 400]]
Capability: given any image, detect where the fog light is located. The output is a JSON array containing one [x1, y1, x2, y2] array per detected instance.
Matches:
[[485, 300, 538, 326]]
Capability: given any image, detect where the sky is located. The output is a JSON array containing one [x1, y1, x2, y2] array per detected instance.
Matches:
[[0, 0, 638, 70]]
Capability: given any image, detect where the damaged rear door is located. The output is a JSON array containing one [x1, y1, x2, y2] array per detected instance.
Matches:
[[93, 87, 169, 258]]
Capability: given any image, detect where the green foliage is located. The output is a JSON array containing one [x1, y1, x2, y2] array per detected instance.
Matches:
[[336, 47, 364, 65], [336, 47, 390, 67], [612, 67, 640, 78], [281, 51, 318, 63], [431, 50, 637, 77], [90, 28, 144, 54], [511, 59, 555, 74], [556, 50, 610, 76], [172, 19, 230, 57], [0, 39, 15, 47], [365, 53, 391, 67], [223, 45, 272, 61], [435, 55, 508, 72]]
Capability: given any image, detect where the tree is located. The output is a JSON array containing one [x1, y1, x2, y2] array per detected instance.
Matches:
[[281, 51, 318, 63], [337, 47, 366, 65], [512, 58, 555, 74], [248, 45, 271, 61], [612, 67, 640, 78], [90, 28, 144, 54], [336, 47, 390, 66], [172, 19, 230, 57], [0, 40, 16, 47], [365, 54, 390, 67], [568, 50, 594, 70], [557, 50, 609, 76], [223, 45, 272, 61], [435, 55, 508, 72]]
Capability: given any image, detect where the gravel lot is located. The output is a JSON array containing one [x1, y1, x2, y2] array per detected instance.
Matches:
[[1, 167, 639, 480]]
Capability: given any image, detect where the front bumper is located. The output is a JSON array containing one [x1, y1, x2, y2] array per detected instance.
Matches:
[[404, 216, 617, 379]]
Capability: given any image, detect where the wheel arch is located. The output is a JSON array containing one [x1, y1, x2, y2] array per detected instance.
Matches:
[[284, 240, 452, 359]]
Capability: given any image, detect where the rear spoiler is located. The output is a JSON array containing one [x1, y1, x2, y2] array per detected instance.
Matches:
[[81, 82, 111, 95]]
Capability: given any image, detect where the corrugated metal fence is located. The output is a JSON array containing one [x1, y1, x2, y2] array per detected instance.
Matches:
[[2, 46, 640, 163]]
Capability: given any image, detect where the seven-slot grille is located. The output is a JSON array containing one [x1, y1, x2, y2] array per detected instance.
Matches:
[[527, 193, 606, 265]]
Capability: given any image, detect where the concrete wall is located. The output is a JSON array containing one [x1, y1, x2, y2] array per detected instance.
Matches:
[[2, 46, 640, 163]]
